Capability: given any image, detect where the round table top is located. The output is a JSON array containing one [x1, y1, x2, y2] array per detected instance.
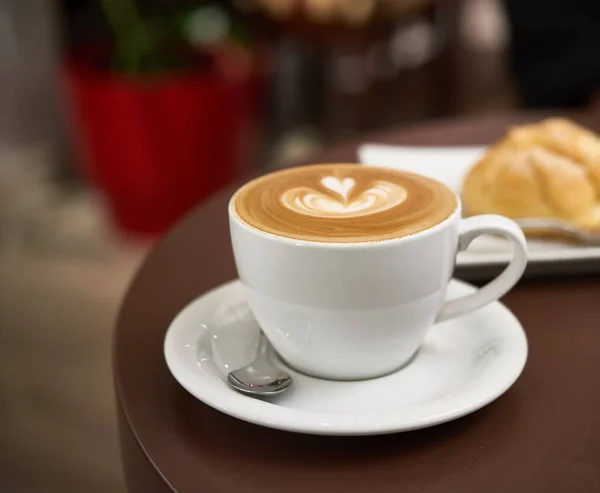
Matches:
[[114, 113, 600, 493]]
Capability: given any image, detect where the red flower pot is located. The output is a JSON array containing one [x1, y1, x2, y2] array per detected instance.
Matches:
[[64, 62, 259, 236]]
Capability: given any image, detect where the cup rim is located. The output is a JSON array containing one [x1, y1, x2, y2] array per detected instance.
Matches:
[[228, 196, 462, 249]]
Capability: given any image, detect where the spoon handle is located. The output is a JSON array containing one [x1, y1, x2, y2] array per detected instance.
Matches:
[[515, 219, 600, 245], [257, 331, 269, 359]]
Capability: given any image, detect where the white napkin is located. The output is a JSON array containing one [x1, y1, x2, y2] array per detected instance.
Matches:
[[358, 144, 486, 193]]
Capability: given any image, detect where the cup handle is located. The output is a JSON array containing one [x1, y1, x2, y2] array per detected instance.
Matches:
[[435, 215, 528, 324]]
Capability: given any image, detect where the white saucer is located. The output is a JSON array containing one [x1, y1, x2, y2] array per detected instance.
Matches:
[[164, 279, 527, 436]]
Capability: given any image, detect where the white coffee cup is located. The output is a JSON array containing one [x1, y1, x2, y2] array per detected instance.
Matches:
[[229, 184, 527, 381]]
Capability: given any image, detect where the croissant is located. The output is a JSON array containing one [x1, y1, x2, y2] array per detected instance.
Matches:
[[462, 118, 600, 231]]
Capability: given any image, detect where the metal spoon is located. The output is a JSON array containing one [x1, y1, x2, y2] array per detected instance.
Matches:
[[515, 218, 600, 245], [227, 332, 292, 397]]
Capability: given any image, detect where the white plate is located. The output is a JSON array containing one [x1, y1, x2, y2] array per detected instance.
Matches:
[[359, 144, 600, 273], [164, 279, 528, 436]]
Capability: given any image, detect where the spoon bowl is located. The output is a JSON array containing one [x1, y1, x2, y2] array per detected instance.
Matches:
[[227, 332, 293, 397]]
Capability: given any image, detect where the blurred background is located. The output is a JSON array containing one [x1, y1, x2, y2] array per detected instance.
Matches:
[[0, 0, 599, 491]]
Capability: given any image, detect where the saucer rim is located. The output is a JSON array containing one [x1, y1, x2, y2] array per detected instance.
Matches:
[[164, 279, 528, 436]]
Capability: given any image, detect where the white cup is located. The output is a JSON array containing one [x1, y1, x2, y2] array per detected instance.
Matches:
[[229, 185, 528, 381]]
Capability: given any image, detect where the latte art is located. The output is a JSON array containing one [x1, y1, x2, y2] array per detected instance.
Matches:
[[233, 164, 457, 243], [281, 177, 408, 218]]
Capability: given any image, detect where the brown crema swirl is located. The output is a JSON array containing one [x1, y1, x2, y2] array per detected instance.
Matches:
[[233, 164, 457, 243]]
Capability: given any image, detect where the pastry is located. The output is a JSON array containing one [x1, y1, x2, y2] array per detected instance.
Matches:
[[462, 118, 600, 231]]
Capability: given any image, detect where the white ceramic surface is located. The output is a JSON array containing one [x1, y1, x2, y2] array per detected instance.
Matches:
[[164, 279, 528, 436], [229, 196, 527, 380], [359, 143, 600, 267]]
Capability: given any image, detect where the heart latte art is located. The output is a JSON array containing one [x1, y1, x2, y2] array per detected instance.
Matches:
[[281, 176, 408, 217], [233, 164, 457, 243]]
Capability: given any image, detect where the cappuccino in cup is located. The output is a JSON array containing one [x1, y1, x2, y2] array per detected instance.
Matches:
[[229, 164, 527, 380], [233, 164, 457, 242]]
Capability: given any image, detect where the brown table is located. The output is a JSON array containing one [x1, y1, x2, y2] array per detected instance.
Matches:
[[115, 113, 600, 493]]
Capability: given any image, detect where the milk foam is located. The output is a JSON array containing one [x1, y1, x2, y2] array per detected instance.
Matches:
[[281, 176, 408, 217], [233, 164, 457, 243]]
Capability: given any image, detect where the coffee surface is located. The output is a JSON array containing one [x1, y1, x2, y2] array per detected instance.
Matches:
[[233, 164, 457, 242]]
